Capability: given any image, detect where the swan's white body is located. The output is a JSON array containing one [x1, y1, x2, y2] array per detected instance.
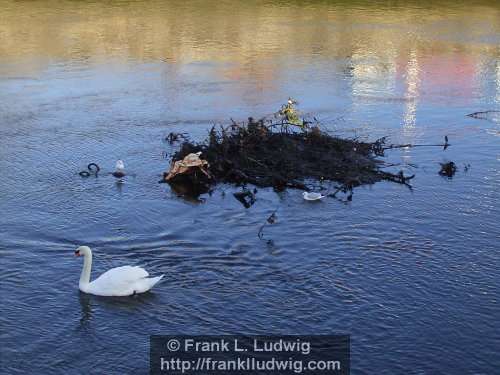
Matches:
[[75, 246, 163, 297], [303, 191, 326, 201]]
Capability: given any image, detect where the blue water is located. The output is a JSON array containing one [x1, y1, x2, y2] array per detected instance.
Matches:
[[0, 1, 499, 373]]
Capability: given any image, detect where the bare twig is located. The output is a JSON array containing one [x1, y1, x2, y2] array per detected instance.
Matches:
[[383, 136, 450, 151], [258, 209, 278, 240]]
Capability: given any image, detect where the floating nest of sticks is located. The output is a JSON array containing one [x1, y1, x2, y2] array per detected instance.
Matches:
[[161, 114, 417, 198]]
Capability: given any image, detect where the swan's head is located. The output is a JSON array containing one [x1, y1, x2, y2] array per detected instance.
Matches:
[[115, 160, 125, 171], [75, 246, 91, 257]]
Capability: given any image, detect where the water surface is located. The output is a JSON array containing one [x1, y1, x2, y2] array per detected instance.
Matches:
[[1, 1, 499, 374]]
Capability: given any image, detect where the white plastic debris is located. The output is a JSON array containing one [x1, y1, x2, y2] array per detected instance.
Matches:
[[302, 191, 326, 201]]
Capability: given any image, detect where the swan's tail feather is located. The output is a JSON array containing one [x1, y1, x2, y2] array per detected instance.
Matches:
[[148, 275, 164, 289], [132, 275, 164, 295]]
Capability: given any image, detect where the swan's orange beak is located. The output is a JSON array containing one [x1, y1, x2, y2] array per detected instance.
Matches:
[[74, 250, 80, 257]]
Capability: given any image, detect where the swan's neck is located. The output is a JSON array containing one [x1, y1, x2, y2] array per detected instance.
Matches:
[[79, 251, 92, 288]]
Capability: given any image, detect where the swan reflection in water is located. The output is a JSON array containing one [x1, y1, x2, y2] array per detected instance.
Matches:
[[78, 292, 94, 327], [78, 290, 159, 327]]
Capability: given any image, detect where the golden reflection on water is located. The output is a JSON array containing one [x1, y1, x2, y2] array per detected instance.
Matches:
[[496, 64, 500, 104], [0, 0, 499, 130], [1, 1, 499, 64]]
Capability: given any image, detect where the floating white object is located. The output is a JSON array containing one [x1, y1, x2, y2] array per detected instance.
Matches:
[[302, 191, 326, 201], [115, 160, 125, 171], [74, 246, 163, 296], [113, 160, 126, 178]]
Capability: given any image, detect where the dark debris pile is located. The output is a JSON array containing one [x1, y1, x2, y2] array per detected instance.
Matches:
[[163, 118, 414, 195]]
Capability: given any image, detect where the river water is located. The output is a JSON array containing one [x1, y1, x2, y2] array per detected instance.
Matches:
[[0, 1, 499, 374]]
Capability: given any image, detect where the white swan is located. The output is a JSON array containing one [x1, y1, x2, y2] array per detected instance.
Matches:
[[74, 246, 163, 296]]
